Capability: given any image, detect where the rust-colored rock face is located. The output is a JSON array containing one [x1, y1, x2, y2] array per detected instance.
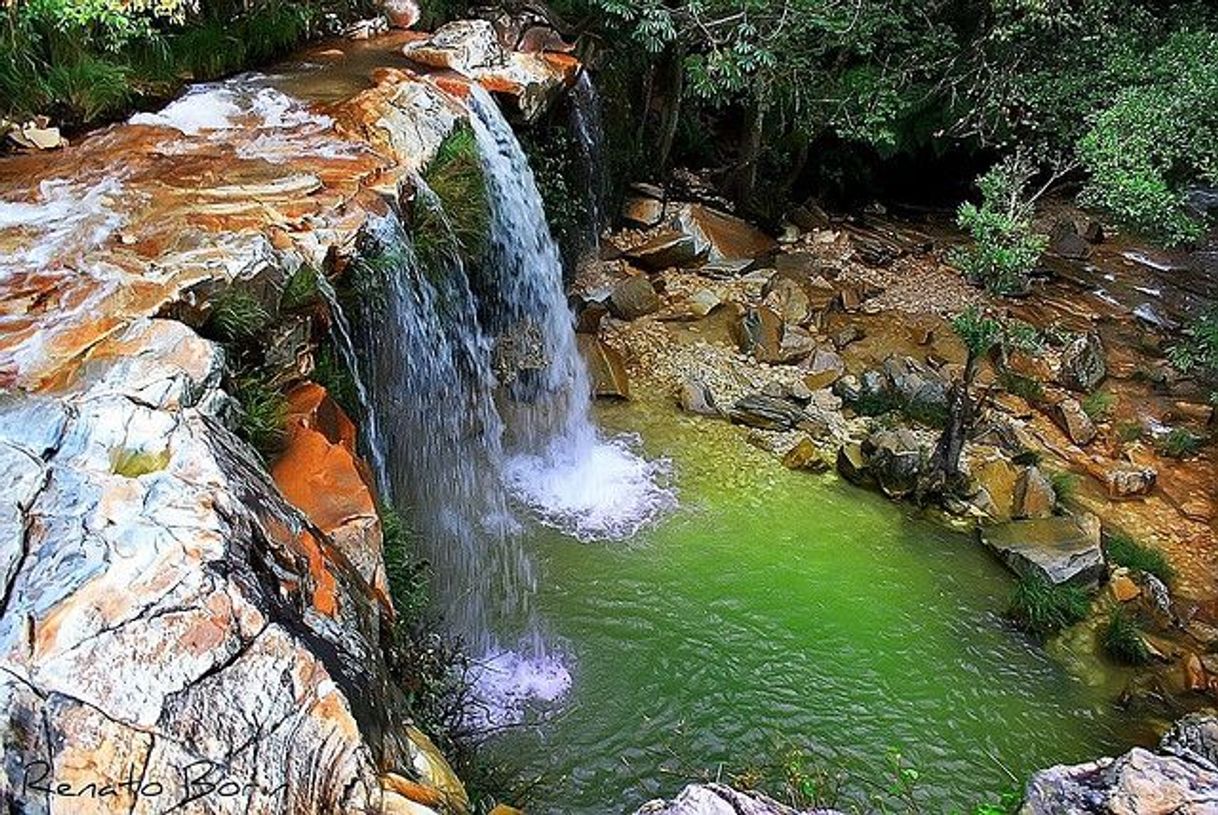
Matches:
[[0, 27, 540, 813]]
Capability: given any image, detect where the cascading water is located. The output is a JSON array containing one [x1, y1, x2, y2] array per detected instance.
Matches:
[[466, 84, 676, 543], [353, 85, 675, 726], [314, 272, 386, 490], [568, 72, 608, 258]]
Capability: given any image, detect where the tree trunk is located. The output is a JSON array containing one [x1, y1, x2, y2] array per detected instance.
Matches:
[[655, 46, 685, 175], [729, 98, 765, 210], [921, 354, 978, 500]]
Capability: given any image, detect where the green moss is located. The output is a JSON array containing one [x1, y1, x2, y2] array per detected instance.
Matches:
[[1007, 573, 1091, 638], [1104, 532, 1174, 584], [1116, 421, 1144, 443], [1046, 470, 1080, 505], [110, 447, 171, 478], [1101, 609, 1151, 665], [206, 290, 272, 343]]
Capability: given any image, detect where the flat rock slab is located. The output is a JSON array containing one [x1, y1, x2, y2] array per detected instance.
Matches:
[[979, 515, 1104, 586]]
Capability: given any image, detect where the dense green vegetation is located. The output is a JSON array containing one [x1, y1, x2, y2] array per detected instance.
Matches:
[[420, 0, 1217, 246], [1, 0, 372, 128], [1101, 609, 1150, 665], [412, 125, 491, 271]]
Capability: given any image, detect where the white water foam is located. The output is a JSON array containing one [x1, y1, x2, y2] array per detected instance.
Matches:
[[0, 177, 126, 269], [505, 433, 676, 542], [466, 648, 572, 731]]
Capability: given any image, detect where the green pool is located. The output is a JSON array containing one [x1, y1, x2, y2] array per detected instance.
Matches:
[[487, 399, 1140, 813]]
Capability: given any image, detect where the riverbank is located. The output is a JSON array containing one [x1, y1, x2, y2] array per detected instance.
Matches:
[[573, 184, 1217, 732]]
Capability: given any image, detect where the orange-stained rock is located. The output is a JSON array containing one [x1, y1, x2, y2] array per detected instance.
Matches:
[[274, 383, 386, 600], [1110, 570, 1142, 602]]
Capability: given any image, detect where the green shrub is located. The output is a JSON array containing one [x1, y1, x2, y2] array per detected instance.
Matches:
[[1077, 30, 1218, 246], [1081, 390, 1116, 421], [1101, 609, 1151, 665], [41, 56, 132, 122], [206, 290, 272, 343], [232, 374, 288, 457], [1104, 532, 1174, 584], [1008, 573, 1091, 638], [951, 156, 1048, 296], [1157, 427, 1203, 459], [381, 503, 430, 624]]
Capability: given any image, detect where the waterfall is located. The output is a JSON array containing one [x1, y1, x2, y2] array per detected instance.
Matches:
[[351, 85, 674, 726], [569, 72, 608, 257], [466, 84, 676, 544], [314, 272, 386, 491]]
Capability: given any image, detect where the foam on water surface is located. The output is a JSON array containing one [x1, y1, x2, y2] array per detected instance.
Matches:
[[466, 648, 572, 730], [505, 433, 676, 543]]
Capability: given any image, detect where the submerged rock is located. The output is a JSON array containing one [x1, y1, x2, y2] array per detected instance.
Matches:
[[1022, 715, 1218, 814], [979, 513, 1104, 586], [729, 393, 808, 431]]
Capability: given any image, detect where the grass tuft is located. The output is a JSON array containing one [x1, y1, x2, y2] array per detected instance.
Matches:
[[1104, 532, 1174, 584], [413, 125, 490, 270], [1101, 609, 1151, 665], [998, 371, 1045, 403], [1008, 573, 1091, 638], [1081, 390, 1116, 421], [232, 374, 288, 457], [1157, 427, 1203, 459], [1046, 470, 1080, 505], [206, 290, 272, 343]]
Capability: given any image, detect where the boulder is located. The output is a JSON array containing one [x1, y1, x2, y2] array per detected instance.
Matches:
[[635, 783, 832, 815], [1014, 466, 1057, 519], [1058, 333, 1107, 392], [673, 203, 777, 263], [678, 377, 720, 417], [973, 456, 1022, 521], [979, 513, 1104, 586], [862, 428, 925, 499], [578, 335, 630, 399], [609, 274, 662, 319], [1021, 715, 1218, 815], [1048, 218, 1092, 260], [798, 348, 843, 390], [782, 437, 829, 471], [381, 0, 420, 28], [1109, 568, 1142, 603], [622, 196, 667, 227], [1105, 465, 1157, 499], [686, 288, 723, 318], [1050, 397, 1097, 446], [732, 306, 784, 363], [882, 355, 949, 417], [402, 20, 578, 122], [762, 274, 813, 325], [729, 394, 808, 431], [778, 324, 817, 363], [625, 231, 702, 270], [837, 443, 870, 484]]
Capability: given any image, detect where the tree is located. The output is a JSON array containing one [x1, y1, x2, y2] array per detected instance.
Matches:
[[920, 307, 1040, 499]]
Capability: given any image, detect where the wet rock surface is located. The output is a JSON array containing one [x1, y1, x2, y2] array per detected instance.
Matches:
[[1022, 714, 1218, 814], [635, 783, 838, 815]]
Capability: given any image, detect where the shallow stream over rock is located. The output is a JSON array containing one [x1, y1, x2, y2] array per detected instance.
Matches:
[[485, 397, 1147, 814]]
